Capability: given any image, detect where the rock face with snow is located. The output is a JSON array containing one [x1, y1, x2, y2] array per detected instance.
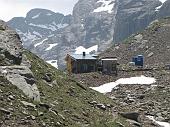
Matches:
[[8, 0, 170, 69]]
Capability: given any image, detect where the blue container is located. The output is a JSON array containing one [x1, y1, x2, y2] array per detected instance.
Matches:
[[137, 55, 144, 66], [132, 55, 144, 66]]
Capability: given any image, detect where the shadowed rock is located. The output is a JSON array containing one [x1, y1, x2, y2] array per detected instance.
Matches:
[[119, 112, 140, 122]]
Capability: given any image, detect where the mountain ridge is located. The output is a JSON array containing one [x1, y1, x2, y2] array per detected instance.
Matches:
[[7, 0, 170, 69]]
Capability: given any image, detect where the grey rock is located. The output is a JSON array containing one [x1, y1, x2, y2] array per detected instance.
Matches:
[[147, 52, 154, 58], [39, 103, 50, 110], [31, 115, 36, 120], [0, 54, 5, 60], [96, 103, 106, 110], [8, 95, 15, 100], [0, 66, 40, 101], [0, 107, 11, 115], [42, 73, 52, 82], [38, 111, 44, 116], [126, 119, 141, 127], [119, 112, 140, 122], [89, 101, 97, 105], [116, 122, 125, 127], [21, 101, 36, 108]]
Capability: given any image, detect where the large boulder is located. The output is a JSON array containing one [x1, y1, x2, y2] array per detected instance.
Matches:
[[0, 65, 40, 101]]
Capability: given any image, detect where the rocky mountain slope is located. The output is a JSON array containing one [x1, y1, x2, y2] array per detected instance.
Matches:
[[101, 17, 170, 68], [0, 20, 131, 126], [8, 0, 170, 69], [75, 17, 170, 127]]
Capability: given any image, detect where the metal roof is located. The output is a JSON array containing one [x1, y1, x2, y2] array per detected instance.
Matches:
[[70, 54, 97, 60], [101, 58, 117, 61]]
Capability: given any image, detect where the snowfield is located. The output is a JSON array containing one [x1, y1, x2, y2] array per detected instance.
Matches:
[[32, 13, 41, 19], [147, 116, 170, 127], [90, 75, 156, 93], [94, 0, 115, 13], [34, 38, 48, 47], [155, 0, 167, 11], [45, 43, 58, 51], [46, 60, 58, 69]]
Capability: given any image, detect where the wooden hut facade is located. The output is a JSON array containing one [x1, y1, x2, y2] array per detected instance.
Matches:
[[65, 52, 97, 74], [101, 57, 118, 75]]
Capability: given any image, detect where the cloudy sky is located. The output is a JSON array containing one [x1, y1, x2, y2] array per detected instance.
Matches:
[[0, 0, 78, 21]]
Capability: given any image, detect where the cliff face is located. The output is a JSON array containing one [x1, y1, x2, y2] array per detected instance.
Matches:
[[7, 0, 170, 68], [113, 0, 159, 42], [101, 17, 170, 68]]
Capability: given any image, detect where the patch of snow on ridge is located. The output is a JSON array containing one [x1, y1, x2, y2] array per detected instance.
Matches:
[[47, 13, 52, 16], [94, 0, 115, 13], [90, 76, 156, 93], [29, 23, 49, 29], [45, 43, 58, 51], [75, 45, 98, 54], [32, 13, 41, 19], [34, 38, 48, 47], [46, 60, 58, 69], [33, 31, 42, 38], [155, 0, 167, 11], [146, 116, 170, 127], [56, 23, 69, 29], [16, 29, 38, 42], [159, 0, 167, 3]]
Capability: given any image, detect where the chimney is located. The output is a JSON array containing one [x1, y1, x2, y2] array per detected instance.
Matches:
[[83, 52, 86, 56]]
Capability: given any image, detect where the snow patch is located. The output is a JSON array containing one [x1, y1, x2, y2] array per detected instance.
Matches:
[[34, 38, 48, 47], [56, 23, 69, 29], [32, 13, 41, 19], [45, 43, 58, 51], [90, 75, 156, 93], [146, 116, 170, 127], [155, 0, 167, 11], [75, 45, 98, 54], [29, 23, 56, 31], [16, 29, 39, 42], [46, 13, 52, 16], [159, 0, 167, 3], [29, 23, 49, 29], [48, 34, 54, 38], [29, 22, 67, 31], [46, 60, 58, 69], [94, 0, 115, 13], [33, 31, 42, 38]]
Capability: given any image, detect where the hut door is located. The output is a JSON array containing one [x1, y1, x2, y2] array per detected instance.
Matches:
[[81, 64, 88, 73]]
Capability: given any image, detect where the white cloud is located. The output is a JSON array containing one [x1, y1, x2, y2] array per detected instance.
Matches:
[[0, 0, 78, 21]]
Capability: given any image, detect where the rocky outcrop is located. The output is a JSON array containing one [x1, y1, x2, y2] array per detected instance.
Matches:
[[0, 20, 22, 65], [0, 66, 40, 101], [0, 20, 40, 101]]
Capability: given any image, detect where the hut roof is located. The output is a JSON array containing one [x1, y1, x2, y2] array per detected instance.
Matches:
[[68, 54, 97, 60]]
